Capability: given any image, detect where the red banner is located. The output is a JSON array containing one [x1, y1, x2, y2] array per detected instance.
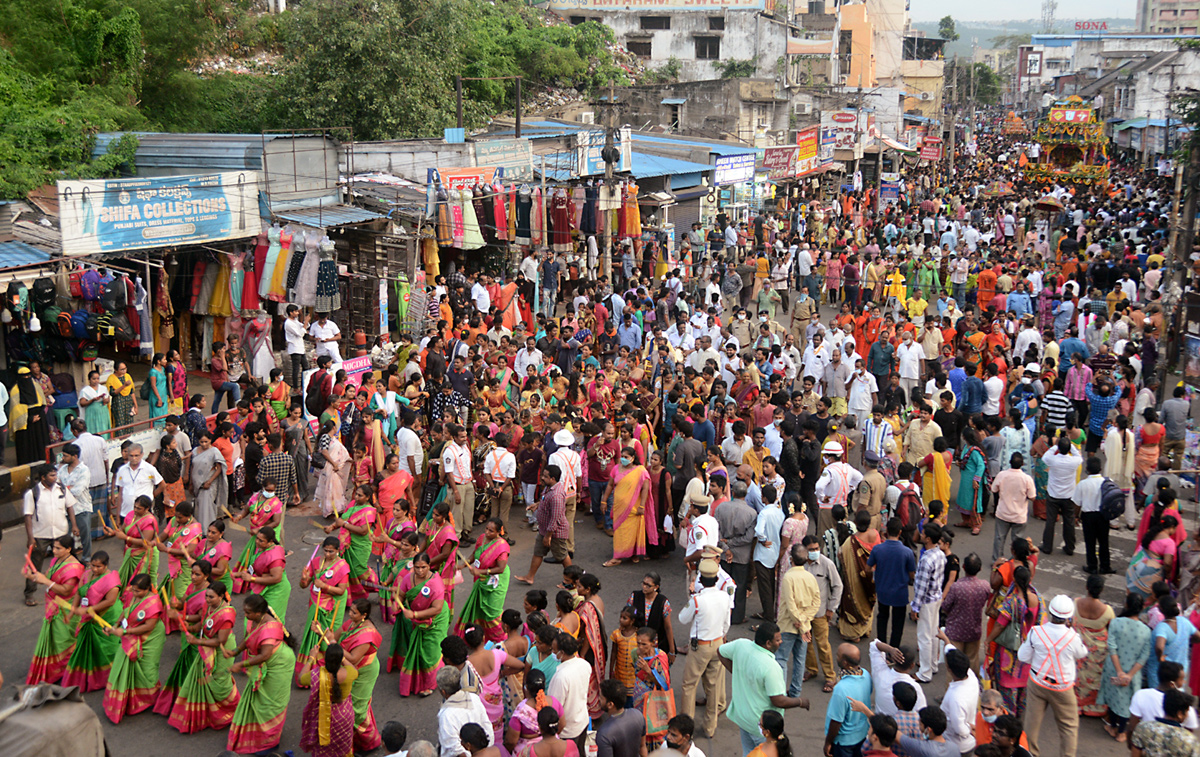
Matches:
[[763, 146, 799, 179]]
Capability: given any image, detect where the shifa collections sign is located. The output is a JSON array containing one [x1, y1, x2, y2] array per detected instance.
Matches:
[[58, 172, 259, 257]]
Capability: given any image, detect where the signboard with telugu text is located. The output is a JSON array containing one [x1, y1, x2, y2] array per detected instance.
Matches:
[[821, 110, 866, 152], [919, 137, 942, 162], [58, 172, 259, 257], [576, 128, 632, 176], [762, 146, 798, 179], [819, 129, 835, 164], [473, 138, 535, 182], [795, 126, 820, 175]]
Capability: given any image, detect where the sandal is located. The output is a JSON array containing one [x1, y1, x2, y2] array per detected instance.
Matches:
[[971, 527, 981, 535], [24, 597, 36, 607], [822, 681, 834, 693], [602, 559, 622, 567]]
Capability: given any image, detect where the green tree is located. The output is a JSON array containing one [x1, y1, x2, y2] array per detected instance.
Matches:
[[938, 15, 960, 42], [714, 57, 758, 79]]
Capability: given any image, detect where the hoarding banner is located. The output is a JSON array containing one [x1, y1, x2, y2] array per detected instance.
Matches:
[[796, 126, 820, 174], [473, 138, 535, 181], [762, 146, 798, 179], [714, 153, 756, 185], [1049, 107, 1092, 123], [58, 172, 260, 257], [919, 136, 942, 162], [429, 167, 502, 190], [821, 110, 864, 151], [576, 127, 632, 176], [819, 129, 836, 164]]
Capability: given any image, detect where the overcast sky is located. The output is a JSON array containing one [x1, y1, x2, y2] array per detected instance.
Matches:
[[909, 0, 1134, 23]]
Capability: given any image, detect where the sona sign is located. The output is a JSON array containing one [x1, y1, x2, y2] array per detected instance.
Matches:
[[1075, 21, 1108, 31]]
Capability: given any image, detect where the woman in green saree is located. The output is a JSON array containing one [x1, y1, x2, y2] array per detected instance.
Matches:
[[295, 536, 350, 687], [231, 526, 292, 629], [225, 593, 297, 754], [167, 580, 240, 733], [153, 559, 214, 716], [62, 550, 123, 691], [102, 573, 165, 724], [394, 552, 450, 697], [326, 483, 377, 602], [454, 517, 511, 642], [24, 535, 86, 684]]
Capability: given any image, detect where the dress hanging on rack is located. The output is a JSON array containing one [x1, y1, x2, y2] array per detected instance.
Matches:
[[515, 186, 532, 246], [269, 227, 292, 301], [507, 184, 518, 241], [229, 250, 245, 312], [422, 236, 440, 278], [581, 184, 598, 236], [286, 230, 307, 293], [314, 236, 341, 312], [135, 276, 153, 356], [491, 182, 508, 243], [259, 226, 280, 299], [550, 189, 573, 253], [624, 182, 642, 239], [435, 188, 453, 247], [461, 188, 485, 250], [194, 258, 218, 316], [474, 185, 493, 245], [531, 186, 544, 247], [157, 265, 176, 340], [571, 186, 585, 230], [296, 231, 320, 307], [450, 190, 466, 248], [242, 249, 261, 312], [209, 255, 233, 317]]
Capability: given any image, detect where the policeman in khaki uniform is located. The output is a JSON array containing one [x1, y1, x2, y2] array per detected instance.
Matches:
[[678, 555, 732, 739], [856, 451, 888, 531]]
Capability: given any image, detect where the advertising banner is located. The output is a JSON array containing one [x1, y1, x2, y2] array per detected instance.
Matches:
[[820, 129, 836, 164], [821, 110, 864, 151], [919, 136, 942, 162], [429, 167, 502, 190], [762, 146, 799, 179], [795, 126, 820, 175], [714, 153, 756, 185], [58, 172, 259, 257], [473, 138, 535, 181]]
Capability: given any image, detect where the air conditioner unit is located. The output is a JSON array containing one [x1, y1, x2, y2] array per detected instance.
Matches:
[[919, 91, 933, 101], [794, 102, 813, 115], [579, 111, 595, 124]]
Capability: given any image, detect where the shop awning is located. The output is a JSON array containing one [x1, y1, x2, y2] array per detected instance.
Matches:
[[0, 241, 52, 269], [272, 203, 384, 228], [660, 98, 687, 105], [879, 135, 917, 153]]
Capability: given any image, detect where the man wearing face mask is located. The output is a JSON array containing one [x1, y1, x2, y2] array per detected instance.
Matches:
[[895, 331, 926, 406], [822, 348, 852, 418], [824, 643, 872, 757], [798, 535, 842, 694], [775, 542, 821, 697], [664, 714, 706, 757], [730, 308, 753, 348]]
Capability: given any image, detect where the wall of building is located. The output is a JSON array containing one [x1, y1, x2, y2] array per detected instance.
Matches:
[[618, 79, 790, 144], [865, 0, 907, 84], [350, 142, 473, 182], [558, 9, 785, 82], [901, 60, 945, 119], [839, 4, 877, 88]]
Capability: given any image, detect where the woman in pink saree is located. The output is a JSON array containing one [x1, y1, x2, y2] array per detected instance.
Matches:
[[602, 449, 651, 567]]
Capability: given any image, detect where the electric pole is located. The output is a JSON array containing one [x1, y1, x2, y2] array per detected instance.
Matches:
[[1163, 137, 1200, 398]]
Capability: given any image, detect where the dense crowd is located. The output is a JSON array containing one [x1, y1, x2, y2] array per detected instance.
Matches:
[[15, 128, 1200, 757]]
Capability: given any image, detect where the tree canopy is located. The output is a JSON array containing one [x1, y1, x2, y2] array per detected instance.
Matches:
[[938, 16, 960, 42]]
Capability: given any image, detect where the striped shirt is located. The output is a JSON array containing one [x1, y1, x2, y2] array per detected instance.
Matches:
[[1041, 390, 1072, 430]]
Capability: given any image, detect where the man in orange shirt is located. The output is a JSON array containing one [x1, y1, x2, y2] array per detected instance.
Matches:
[[976, 267, 998, 310]]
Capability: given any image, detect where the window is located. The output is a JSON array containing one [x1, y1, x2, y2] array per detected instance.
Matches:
[[666, 104, 681, 129], [695, 36, 721, 60], [709, 16, 726, 30], [627, 40, 652, 58], [640, 16, 671, 29], [569, 15, 588, 24]]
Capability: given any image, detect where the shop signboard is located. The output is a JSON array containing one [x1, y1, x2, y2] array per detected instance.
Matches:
[[821, 110, 866, 152], [576, 127, 632, 176], [819, 129, 836, 164], [301, 355, 375, 432], [795, 126, 820, 175], [714, 153, 756, 185], [58, 172, 259, 257], [919, 136, 942, 162], [762, 146, 798, 179], [879, 172, 901, 203], [379, 279, 389, 336], [473, 138, 535, 182], [429, 167, 502, 190]]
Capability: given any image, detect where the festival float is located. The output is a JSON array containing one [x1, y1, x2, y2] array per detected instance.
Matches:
[[1000, 111, 1028, 135], [1024, 96, 1109, 185]]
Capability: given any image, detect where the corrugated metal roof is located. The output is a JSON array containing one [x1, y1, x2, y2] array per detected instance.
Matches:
[[272, 203, 383, 227], [631, 134, 757, 157], [0, 241, 52, 269], [91, 132, 297, 171], [630, 152, 715, 179]]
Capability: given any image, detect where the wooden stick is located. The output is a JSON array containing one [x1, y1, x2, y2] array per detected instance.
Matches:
[[220, 506, 249, 532]]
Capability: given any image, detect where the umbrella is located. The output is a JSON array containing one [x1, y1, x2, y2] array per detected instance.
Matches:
[[1033, 195, 1064, 213]]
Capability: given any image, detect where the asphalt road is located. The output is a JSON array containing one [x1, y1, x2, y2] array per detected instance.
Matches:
[[0, 489, 1157, 757]]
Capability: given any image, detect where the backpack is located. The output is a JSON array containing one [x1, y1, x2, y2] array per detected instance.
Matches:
[[110, 311, 136, 342], [55, 310, 72, 338], [140, 375, 153, 401], [6, 281, 27, 314], [80, 270, 102, 301], [895, 483, 926, 530], [43, 336, 68, 366], [100, 276, 127, 312], [79, 341, 97, 361], [31, 278, 57, 312], [69, 270, 84, 299], [70, 310, 90, 339], [95, 312, 114, 339], [305, 370, 328, 417], [1100, 478, 1126, 522]]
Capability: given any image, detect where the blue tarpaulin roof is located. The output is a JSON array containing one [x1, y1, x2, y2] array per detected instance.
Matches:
[[538, 151, 714, 186], [0, 241, 51, 269]]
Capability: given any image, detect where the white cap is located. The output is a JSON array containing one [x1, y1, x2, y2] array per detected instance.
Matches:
[[822, 441, 844, 457], [553, 429, 575, 447], [1025, 363, 1041, 374], [1049, 594, 1075, 619]]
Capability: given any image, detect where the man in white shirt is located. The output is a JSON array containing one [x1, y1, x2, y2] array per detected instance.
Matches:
[[937, 640, 980, 755], [802, 333, 830, 384], [1073, 456, 1111, 575], [866, 639, 927, 717], [441, 424, 475, 539], [1041, 437, 1082, 556], [895, 333, 925, 406], [284, 304, 309, 390], [982, 363, 1005, 418], [721, 420, 753, 465], [677, 557, 732, 739], [519, 250, 539, 283], [547, 633, 593, 750], [1017, 594, 1089, 757], [470, 275, 492, 314], [110, 444, 164, 519], [435, 666, 492, 757], [308, 313, 342, 363], [396, 409, 424, 478], [71, 418, 110, 533], [23, 466, 79, 604], [688, 335, 721, 373], [483, 432, 518, 531], [514, 336, 543, 378]]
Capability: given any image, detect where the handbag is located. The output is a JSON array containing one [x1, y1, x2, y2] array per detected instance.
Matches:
[[993, 618, 1021, 652], [644, 687, 676, 738]]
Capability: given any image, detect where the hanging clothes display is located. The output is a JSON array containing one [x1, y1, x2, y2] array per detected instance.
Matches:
[[515, 186, 532, 246], [550, 189, 573, 253], [422, 237, 440, 278], [210, 256, 233, 317], [286, 230, 308, 294], [156, 264, 176, 341], [491, 182, 508, 243], [623, 182, 643, 240], [450, 190, 466, 248], [435, 188, 453, 247], [531, 187, 544, 247], [194, 259, 218, 316], [473, 186, 492, 245], [268, 227, 292, 301], [243, 242, 262, 312], [229, 251, 245, 311], [295, 231, 320, 308], [581, 184, 598, 236], [244, 314, 275, 383], [571, 186, 585, 230], [314, 235, 341, 313], [461, 189, 485, 250], [135, 276, 153, 356], [258, 226, 280, 299], [507, 185, 517, 241]]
